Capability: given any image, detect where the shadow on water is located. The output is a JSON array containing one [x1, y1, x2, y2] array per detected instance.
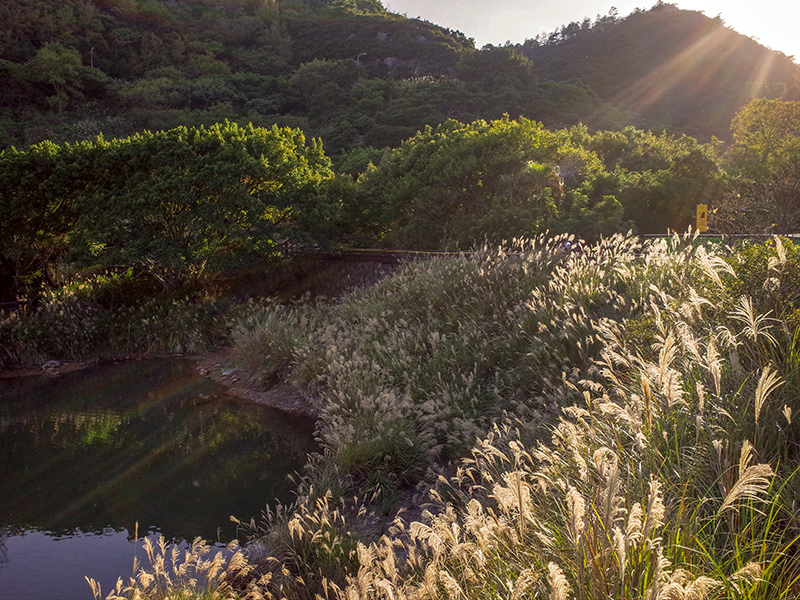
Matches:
[[0, 358, 317, 599]]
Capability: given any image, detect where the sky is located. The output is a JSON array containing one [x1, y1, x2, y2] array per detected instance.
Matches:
[[382, 0, 800, 63]]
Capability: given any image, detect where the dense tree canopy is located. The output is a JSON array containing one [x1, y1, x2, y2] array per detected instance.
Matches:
[[715, 99, 800, 233], [578, 126, 723, 233], [352, 117, 724, 248], [0, 122, 339, 296], [3, 1, 795, 156]]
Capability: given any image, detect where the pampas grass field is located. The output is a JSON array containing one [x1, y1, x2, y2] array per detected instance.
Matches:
[[86, 233, 800, 599]]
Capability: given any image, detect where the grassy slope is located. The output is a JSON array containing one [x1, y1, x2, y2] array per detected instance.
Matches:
[[140, 233, 797, 600], [9, 235, 800, 599]]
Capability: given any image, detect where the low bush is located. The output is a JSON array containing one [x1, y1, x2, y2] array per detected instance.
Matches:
[[0, 272, 232, 368]]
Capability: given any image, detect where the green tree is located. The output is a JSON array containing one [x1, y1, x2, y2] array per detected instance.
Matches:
[[22, 43, 84, 112], [582, 126, 723, 233], [0, 122, 340, 294], [69, 122, 338, 288], [286, 59, 363, 114], [716, 99, 800, 233], [729, 98, 800, 170], [457, 45, 535, 91], [355, 116, 601, 248], [0, 139, 92, 298]]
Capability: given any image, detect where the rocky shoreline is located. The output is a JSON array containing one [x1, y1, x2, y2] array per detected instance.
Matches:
[[195, 349, 317, 418], [0, 351, 318, 419]]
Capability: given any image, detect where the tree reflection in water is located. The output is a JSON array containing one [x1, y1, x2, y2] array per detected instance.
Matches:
[[0, 357, 316, 542]]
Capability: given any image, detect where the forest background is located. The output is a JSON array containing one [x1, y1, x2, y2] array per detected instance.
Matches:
[[2, 0, 800, 306], [5, 2, 800, 599]]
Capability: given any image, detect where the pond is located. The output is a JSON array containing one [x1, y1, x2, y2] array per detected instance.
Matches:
[[0, 358, 317, 599]]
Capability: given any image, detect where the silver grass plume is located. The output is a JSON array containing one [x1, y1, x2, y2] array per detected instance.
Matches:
[[754, 365, 783, 426], [768, 236, 787, 273], [511, 569, 538, 600], [729, 562, 763, 595], [657, 569, 721, 600], [627, 502, 644, 544], [694, 245, 735, 290], [704, 340, 722, 398], [566, 486, 585, 548], [643, 478, 666, 541], [547, 562, 572, 600], [718, 441, 774, 515], [730, 296, 776, 345], [594, 447, 626, 529]]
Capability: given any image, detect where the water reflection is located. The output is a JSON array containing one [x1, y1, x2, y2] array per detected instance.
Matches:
[[0, 358, 316, 599]]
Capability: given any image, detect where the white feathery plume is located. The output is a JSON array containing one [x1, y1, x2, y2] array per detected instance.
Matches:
[[754, 365, 783, 426], [718, 441, 774, 515], [547, 562, 572, 600]]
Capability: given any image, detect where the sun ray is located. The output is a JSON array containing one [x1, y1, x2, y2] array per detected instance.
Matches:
[[748, 48, 778, 99], [606, 25, 733, 116]]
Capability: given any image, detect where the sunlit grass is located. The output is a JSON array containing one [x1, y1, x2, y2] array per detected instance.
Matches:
[[87, 233, 800, 599], [87, 535, 267, 600]]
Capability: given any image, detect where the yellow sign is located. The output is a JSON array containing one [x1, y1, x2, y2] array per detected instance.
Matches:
[[696, 204, 708, 233]]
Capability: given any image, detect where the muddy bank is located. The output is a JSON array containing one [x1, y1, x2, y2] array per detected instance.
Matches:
[[195, 350, 316, 418], [0, 350, 318, 420], [0, 356, 138, 379]]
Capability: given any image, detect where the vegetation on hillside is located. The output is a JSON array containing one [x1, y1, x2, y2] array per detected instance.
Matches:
[[0, 0, 595, 152], [0, 121, 339, 302], [1, 1, 797, 153], [3, 3, 800, 599], [3, 97, 800, 319], [518, 2, 800, 138]]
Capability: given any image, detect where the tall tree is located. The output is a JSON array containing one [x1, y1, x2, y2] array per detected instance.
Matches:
[[716, 100, 800, 233], [0, 122, 340, 293]]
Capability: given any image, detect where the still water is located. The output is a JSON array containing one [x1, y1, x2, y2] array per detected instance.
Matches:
[[0, 358, 316, 599]]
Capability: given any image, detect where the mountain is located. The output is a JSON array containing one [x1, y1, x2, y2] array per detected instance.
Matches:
[[1, 0, 799, 153], [518, 2, 800, 139], [0, 0, 477, 149]]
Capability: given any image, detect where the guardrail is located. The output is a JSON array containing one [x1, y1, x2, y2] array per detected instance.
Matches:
[[316, 249, 466, 264], [318, 235, 800, 264], [643, 233, 800, 241]]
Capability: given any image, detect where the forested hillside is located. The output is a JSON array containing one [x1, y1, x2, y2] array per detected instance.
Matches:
[[518, 2, 800, 138], [0, 0, 593, 153], [2, 0, 798, 155]]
